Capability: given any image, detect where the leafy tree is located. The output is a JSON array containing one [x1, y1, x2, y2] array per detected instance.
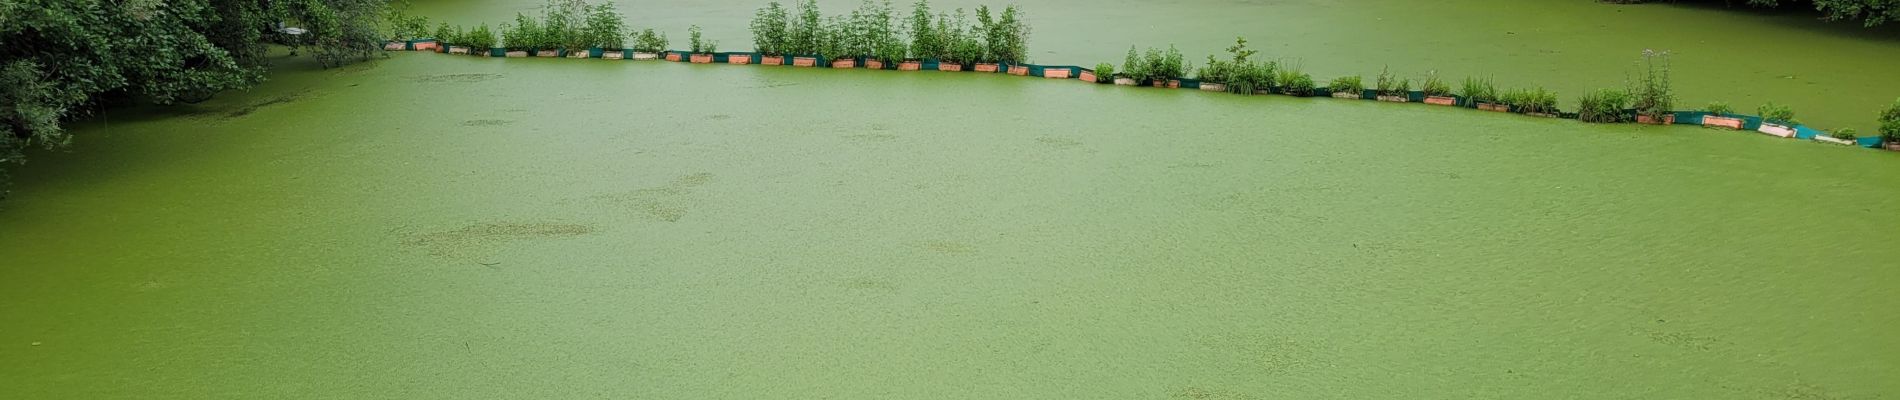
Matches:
[[789, 0, 823, 56], [907, 0, 939, 59], [751, 1, 791, 55], [583, 2, 626, 49]]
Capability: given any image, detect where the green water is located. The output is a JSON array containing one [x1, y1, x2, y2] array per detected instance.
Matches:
[[4, 1, 1899, 398]]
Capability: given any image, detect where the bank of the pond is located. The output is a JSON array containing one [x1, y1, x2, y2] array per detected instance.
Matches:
[[384, 38, 1900, 154]]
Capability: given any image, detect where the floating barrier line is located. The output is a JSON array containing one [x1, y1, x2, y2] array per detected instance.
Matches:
[[390, 39, 1896, 153]]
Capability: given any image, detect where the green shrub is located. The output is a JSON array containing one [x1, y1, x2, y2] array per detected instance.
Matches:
[[1460, 77, 1497, 104], [1093, 63, 1115, 81], [1631, 50, 1674, 120], [433, 23, 454, 44], [1758, 102, 1796, 124], [1120, 47, 1143, 79], [975, 5, 1029, 64], [1277, 68, 1315, 96], [503, 13, 538, 49], [1420, 72, 1451, 97], [1578, 89, 1631, 123], [633, 28, 668, 52], [474, 24, 499, 49], [1133, 45, 1187, 82], [584, 3, 627, 49], [751, 1, 791, 55], [1832, 128, 1858, 140], [1878, 98, 1900, 141], [385, 0, 431, 40], [1707, 101, 1733, 116], [1519, 87, 1559, 115], [543, 0, 589, 50], [1329, 76, 1364, 94]]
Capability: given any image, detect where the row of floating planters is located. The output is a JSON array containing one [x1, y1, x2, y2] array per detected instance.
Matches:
[[385, 38, 1900, 152]]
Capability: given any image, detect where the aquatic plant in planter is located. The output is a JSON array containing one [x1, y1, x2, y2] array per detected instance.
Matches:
[[1506, 87, 1560, 117], [1328, 76, 1364, 99], [1756, 102, 1797, 138], [789, 0, 822, 67], [583, 3, 627, 59], [1137, 45, 1187, 88], [543, 0, 586, 57], [1194, 57, 1230, 92], [1578, 89, 1632, 123], [1702, 101, 1744, 130], [1420, 73, 1455, 105], [632, 29, 667, 60], [688, 26, 718, 63], [1461, 77, 1503, 111], [1115, 47, 1142, 85], [1631, 50, 1675, 125], [1815, 128, 1858, 145], [974, 5, 1030, 72], [1196, 37, 1272, 95], [1881, 98, 1900, 151], [433, 23, 455, 53], [1087, 63, 1114, 83], [1277, 68, 1315, 97], [1375, 67, 1408, 102], [752, 1, 791, 65], [501, 14, 539, 57]]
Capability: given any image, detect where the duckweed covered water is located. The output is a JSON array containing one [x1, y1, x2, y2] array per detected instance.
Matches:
[[3, 1, 1900, 398]]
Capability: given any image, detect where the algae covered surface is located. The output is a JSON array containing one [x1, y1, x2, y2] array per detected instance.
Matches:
[[3, 1, 1900, 398]]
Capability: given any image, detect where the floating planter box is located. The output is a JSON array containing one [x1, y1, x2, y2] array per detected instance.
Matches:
[[632, 52, 659, 60], [664, 53, 682, 61], [1424, 96, 1457, 106], [414, 42, 438, 51], [729, 54, 753, 64], [974, 63, 999, 72], [1150, 79, 1180, 88], [537, 50, 561, 57], [567, 50, 589, 59], [793, 57, 817, 67], [865, 60, 885, 69], [1114, 77, 1138, 86], [1043, 68, 1071, 79], [1703, 115, 1744, 130], [1078, 70, 1097, 83], [384, 42, 406, 51], [448, 46, 470, 55], [602, 51, 624, 60], [1377, 94, 1409, 103], [1887, 142, 1900, 151], [938, 63, 963, 72], [1637, 114, 1676, 125], [1526, 112, 1558, 118], [1477, 103, 1509, 112], [831, 59, 856, 68], [1813, 135, 1856, 145], [898, 61, 921, 70], [690, 54, 714, 63], [1199, 82, 1228, 92], [1330, 91, 1359, 99], [1008, 65, 1029, 76], [761, 55, 784, 65], [506, 50, 530, 58], [1757, 122, 1797, 138]]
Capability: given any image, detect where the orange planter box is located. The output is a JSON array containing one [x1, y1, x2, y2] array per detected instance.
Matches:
[[1424, 96, 1457, 106], [728, 54, 752, 64], [567, 50, 589, 59], [898, 61, 921, 71], [762, 55, 784, 65], [1042, 69, 1071, 79], [793, 57, 817, 67], [1008, 66, 1029, 76], [414, 42, 438, 51], [1477, 103, 1509, 112], [974, 63, 999, 72], [938, 63, 962, 72], [1079, 71, 1097, 83], [665, 53, 682, 62], [1637, 114, 1676, 125], [865, 60, 885, 69], [831, 59, 856, 68], [690, 54, 714, 63], [1702, 115, 1744, 130], [1150, 79, 1180, 88]]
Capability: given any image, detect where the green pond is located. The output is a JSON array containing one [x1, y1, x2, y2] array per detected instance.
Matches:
[[3, 1, 1899, 398]]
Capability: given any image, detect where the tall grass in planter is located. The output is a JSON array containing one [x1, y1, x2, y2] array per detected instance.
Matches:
[[1328, 76, 1364, 99], [688, 25, 719, 63], [1461, 77, 1501, 110], [1420, 72, 1454, 105], [1276, 68, 1315, 97], [1578, 89, 1631, 123], [1375, 67, 1408, 102], [1631, 50, 1675, 124]]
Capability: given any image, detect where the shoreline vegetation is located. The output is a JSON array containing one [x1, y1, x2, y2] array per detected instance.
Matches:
[[5, 0, 1900, 199]]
